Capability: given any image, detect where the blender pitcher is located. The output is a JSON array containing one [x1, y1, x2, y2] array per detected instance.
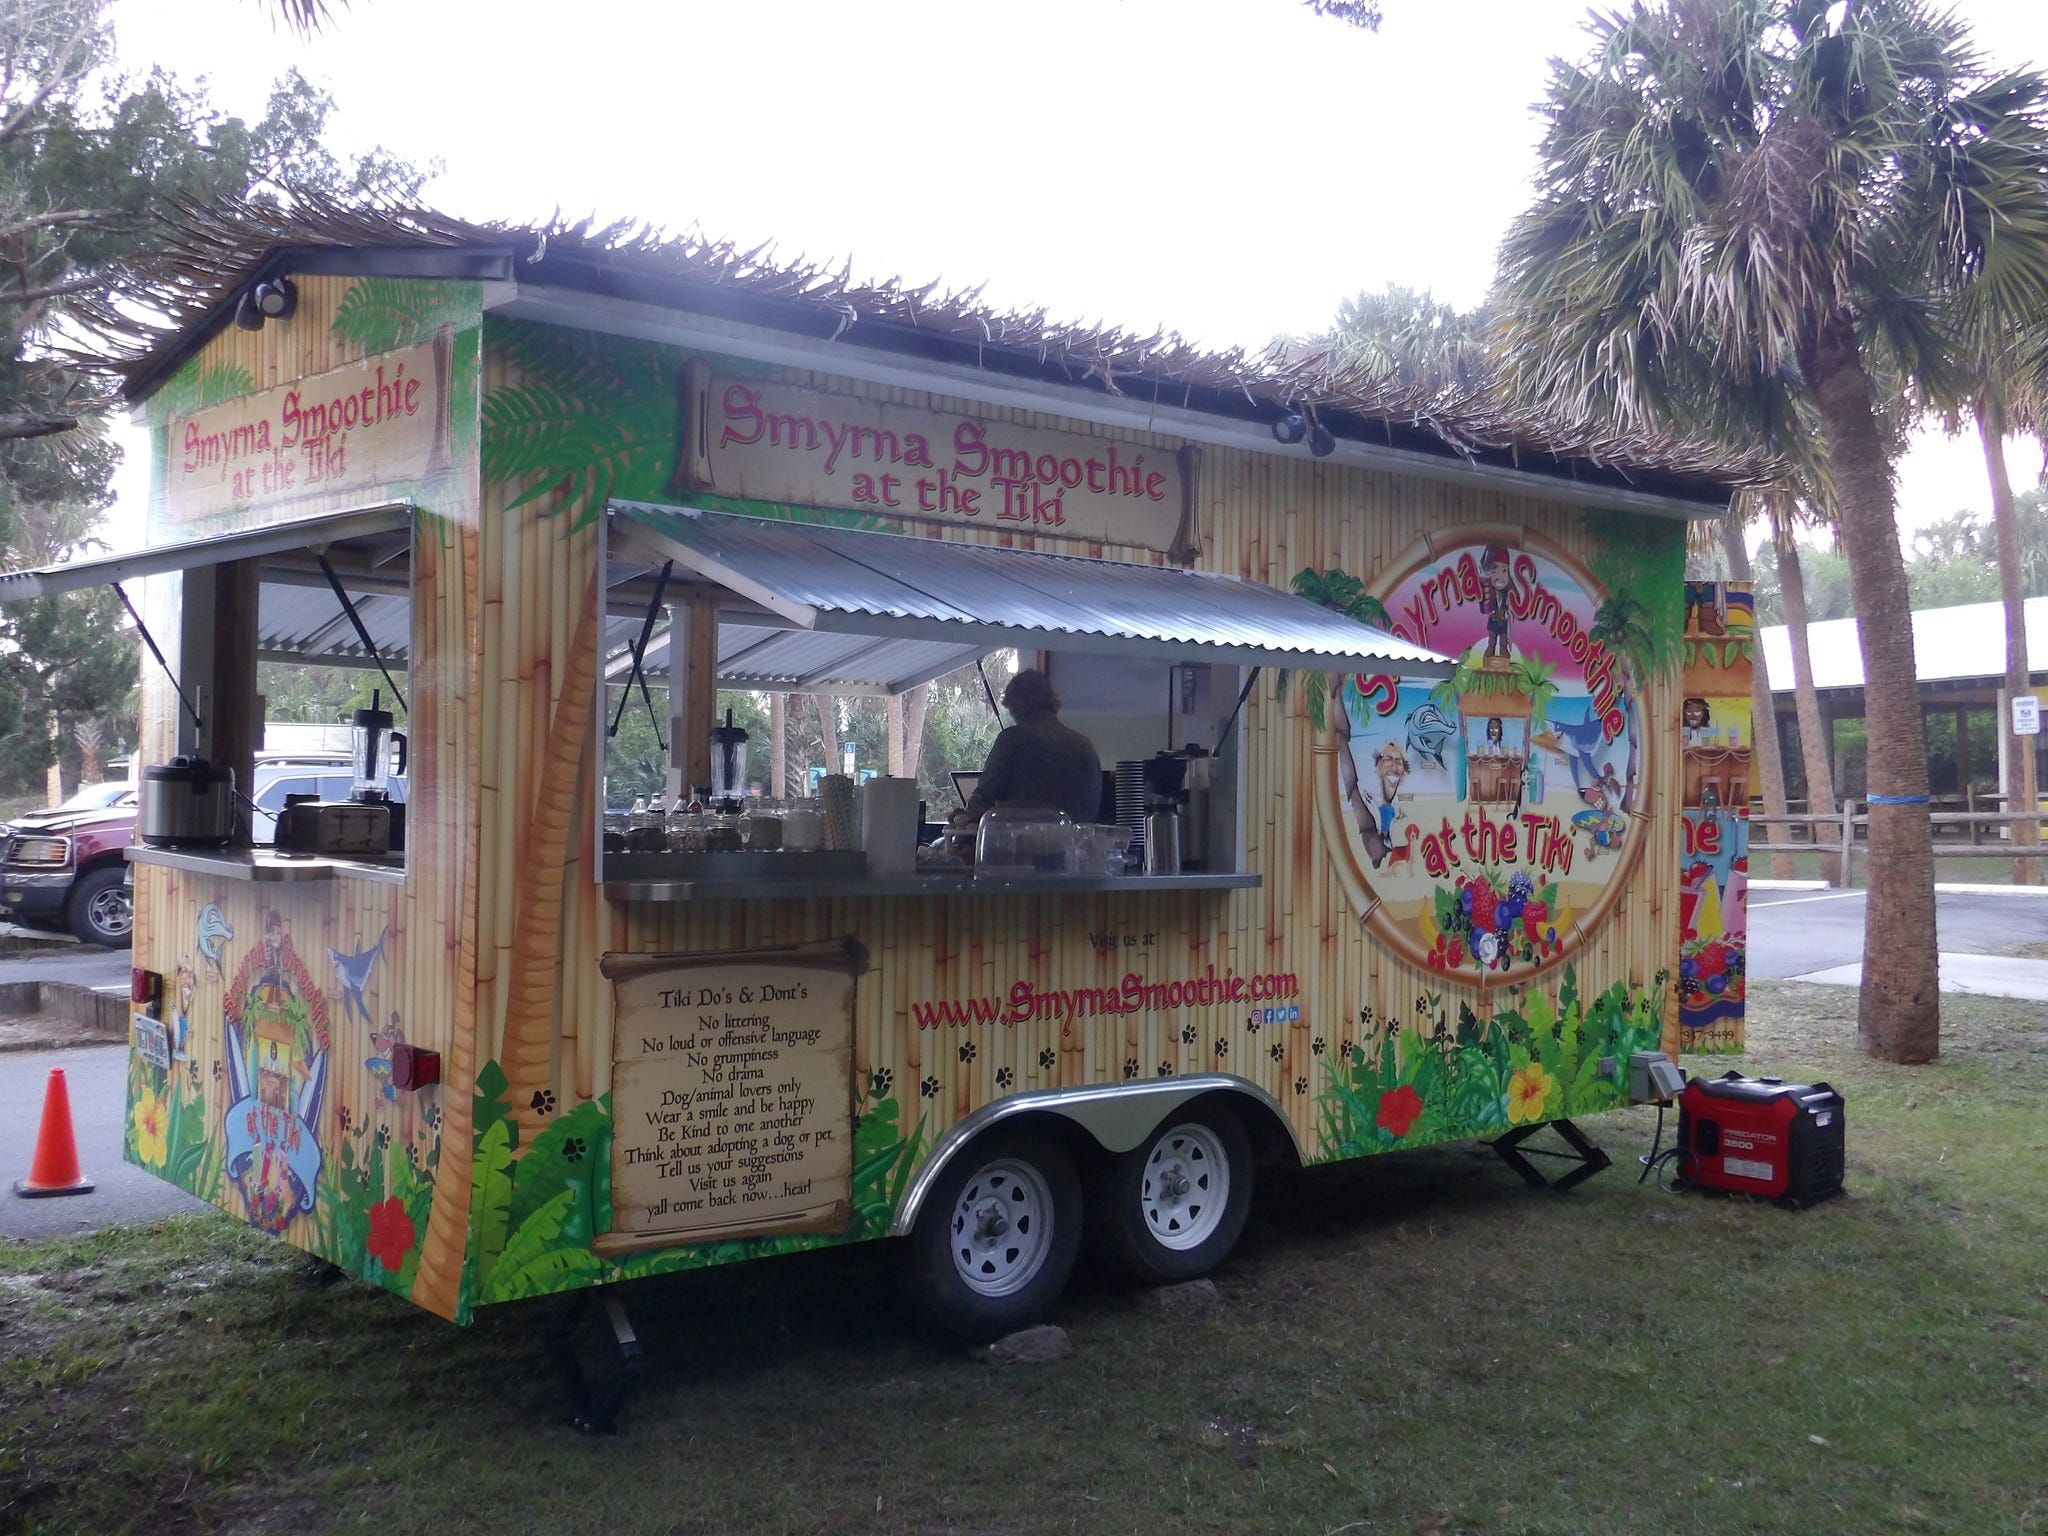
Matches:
[[350, 690, 408, 802]]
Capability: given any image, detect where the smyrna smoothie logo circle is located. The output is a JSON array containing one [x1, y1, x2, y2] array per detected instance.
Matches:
[[1317, 530, 1650, 981]]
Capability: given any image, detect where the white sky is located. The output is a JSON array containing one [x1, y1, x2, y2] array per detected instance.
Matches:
[[103, 0, 2047, 548]]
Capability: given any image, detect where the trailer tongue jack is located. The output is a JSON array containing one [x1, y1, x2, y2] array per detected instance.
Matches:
[[1488, 1118, 1613, 1193], [549, 1289, 646, 1435]]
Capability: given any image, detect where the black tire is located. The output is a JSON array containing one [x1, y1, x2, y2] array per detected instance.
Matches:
[[908, 1126, 1082, 1342], [68, 866, 133, 948], [1088, 1103, 1253, 1285]]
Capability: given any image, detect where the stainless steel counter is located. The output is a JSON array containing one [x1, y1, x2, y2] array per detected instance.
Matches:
[[128, 844, 409, 885], [602, 870, 1260, 902]]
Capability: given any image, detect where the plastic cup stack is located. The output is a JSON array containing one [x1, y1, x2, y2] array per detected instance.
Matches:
[[821, 774, 857, 852]]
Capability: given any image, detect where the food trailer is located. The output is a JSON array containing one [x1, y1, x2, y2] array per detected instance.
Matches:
[[13, 206, 1750, 1371]]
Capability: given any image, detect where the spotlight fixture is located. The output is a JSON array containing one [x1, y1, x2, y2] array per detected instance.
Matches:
[[1272, 411, 1307, 445], [252, 278, 297, 321], [233, 290, 264, 331], [1308, 421, 1337, 458]]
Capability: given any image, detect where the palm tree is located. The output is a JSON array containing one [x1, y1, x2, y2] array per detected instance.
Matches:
[[1765, 496, 1846, 884], [1494, 0, 2048, 1063]]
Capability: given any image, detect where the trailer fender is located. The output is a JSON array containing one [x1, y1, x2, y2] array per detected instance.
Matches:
[[888, 1075, 1302, 1239]]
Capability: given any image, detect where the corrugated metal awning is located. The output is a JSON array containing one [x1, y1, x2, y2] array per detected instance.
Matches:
[[611, 503, 1452, 678], [608, 622, 988, 698], [0, 503, 413, 603]]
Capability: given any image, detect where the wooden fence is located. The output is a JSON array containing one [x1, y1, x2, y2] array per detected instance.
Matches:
[[1748, 804, 2046, 888]]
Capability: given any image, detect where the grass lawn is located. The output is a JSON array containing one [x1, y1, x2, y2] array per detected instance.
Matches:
[[1752, 844, 2048, 888], [5, 982, 2046, 1536]]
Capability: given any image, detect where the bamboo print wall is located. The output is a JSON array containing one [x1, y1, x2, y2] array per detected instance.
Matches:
[[128, 277, 484, 1320]]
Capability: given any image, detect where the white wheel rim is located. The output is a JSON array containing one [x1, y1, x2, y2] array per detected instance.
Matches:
[[1140, 1122, 1231, 1252], [949, 1157, 1056, 1298]]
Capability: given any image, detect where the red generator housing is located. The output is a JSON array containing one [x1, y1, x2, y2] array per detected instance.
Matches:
[[1679, 1072, 1845, 1205]]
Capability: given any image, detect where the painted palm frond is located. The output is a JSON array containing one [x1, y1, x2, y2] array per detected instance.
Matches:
[[152, 359, 256, 419], [482, 320, 683, 529], [331, 278, 481, 354], [1279, 567, 1394, 732]]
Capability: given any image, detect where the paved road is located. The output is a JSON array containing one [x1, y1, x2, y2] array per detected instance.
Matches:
[[1747, 887, 2048, 980], [2, 1044, 213, 1240]]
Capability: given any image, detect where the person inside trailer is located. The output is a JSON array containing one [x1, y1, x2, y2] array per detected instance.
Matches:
[[957, 668, 1103, 825]]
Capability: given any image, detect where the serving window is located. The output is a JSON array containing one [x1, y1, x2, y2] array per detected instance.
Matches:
[[593, 502, 1444, 896]]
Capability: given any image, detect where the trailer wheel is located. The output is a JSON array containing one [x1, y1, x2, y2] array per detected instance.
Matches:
[[1090, 1105, 1252, 1285], [909, 1126, 1081, 1341]]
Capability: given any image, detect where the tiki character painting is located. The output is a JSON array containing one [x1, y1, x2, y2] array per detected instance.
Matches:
[[222, 911, 331, 1233], [1324, 532, 1651, 979]]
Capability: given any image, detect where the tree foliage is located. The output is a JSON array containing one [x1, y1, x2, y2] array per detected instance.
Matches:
[[0, 0, 430, 796]]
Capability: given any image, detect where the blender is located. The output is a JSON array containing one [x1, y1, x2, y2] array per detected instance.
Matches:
[[709, 709, 750, 814], [349, 690, 408, 852]]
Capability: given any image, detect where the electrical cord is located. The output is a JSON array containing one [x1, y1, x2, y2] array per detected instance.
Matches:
[[1638, 1099, 1692, 1193]]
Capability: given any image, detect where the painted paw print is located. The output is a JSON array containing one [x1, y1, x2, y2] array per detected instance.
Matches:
[[869, 1067, 893, 1098], [530, 1089, 556, 1115], [374, 1125, 391, 1151], [919, 1075, 941, 1099], [1311, 1036, 1326, 1056], [1213, 1038, 1228, 1060], [1246, 1015, 1261, 1034], [1268, 1042, 1284, 1062], [1358, 1005, 1376, 1029], [187, 1059, 201, 1092], [1339, 1038, 1354, 1062], [1180, 1023, 1197, 1045], [1157, 1061, 1175, 1077], [957, 1040, 977, 1064], [407, 1144, 422, 1169], [1038, 1047, 1056, 1071], [563, 1137, 586, 1164], [211, 1059, 222, 1081], [425, 1102, 443, 1129], [337, 1105, 353, 1134], [1293, 1077, 1309, 1096], [1123, 1059, 1139, 1079], [995, 1066, 1014, 1090]]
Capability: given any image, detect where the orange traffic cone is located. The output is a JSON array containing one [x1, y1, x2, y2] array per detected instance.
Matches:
[[14, 1067, 94, 1198]]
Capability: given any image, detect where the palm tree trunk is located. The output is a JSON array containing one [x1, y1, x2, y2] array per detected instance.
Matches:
[[1979, 395, 2038, 883], [886, 693, 906, 776], [814, 694, 840, 774], [1723, 512, 1794, 879], [1806, 310, 1939, 1063], [769, 693, 787, 797], [1771, 499, 1842, 885], [903, 682, 931, 783]]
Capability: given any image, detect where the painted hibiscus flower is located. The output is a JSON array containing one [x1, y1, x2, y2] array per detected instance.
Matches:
[[1507, 1061, 1556, 1125], [130, 1083, 168, 1168], [366, 1197, 417, 1272], [1375, 1084, 1424, 1138]]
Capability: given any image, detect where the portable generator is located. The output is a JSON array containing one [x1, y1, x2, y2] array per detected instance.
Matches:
[[1678, 1071, 1845, 1205]]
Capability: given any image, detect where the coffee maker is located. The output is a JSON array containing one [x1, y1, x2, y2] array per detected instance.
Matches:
[[1142, 751, 1187, 876]]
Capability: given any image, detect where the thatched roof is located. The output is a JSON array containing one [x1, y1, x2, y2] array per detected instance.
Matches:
[[75, 195, 1763, 505]]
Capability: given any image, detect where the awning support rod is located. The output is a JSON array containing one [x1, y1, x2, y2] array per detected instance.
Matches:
[[316, 555, 409, 714], [610, 560, 672, 749], [974, 658, 1003, 724], [113, 582, 204, 735], [1215, 666, 1261, 745]]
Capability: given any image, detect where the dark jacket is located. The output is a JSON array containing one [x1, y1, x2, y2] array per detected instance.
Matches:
[[966, 713, 1102, 823]]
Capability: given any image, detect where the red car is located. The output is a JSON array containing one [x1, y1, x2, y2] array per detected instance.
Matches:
[[0, 781, 140, 947]]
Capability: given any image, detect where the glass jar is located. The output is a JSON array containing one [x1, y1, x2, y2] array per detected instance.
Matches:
[[742, 798, 784, 850]]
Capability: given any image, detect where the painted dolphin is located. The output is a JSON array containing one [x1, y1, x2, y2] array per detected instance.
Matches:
[[1403, 700, 1458, 771], [328, 926, 389, 1035], [196, 904, 234, 980]]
